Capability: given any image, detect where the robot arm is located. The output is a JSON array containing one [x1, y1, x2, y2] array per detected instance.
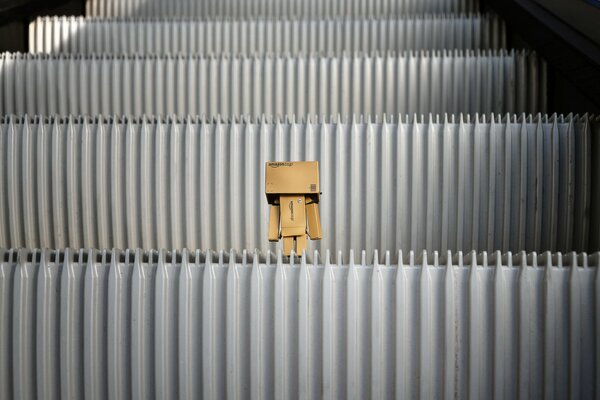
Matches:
[[306, 202, 322, 240], [268, 204, 280, 242]]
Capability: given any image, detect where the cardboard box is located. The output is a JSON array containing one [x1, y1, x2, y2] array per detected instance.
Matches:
[[265, 161, 320, 204]]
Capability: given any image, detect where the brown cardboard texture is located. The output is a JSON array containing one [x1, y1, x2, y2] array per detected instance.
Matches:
[[265, 161, 320, 204], [265, 161, 322, 256], [280, 195, 308, 235], [268, 205, 280, 242], [306, 203, 322, 239]]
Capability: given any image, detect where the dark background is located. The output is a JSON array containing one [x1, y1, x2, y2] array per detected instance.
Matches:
[[0, 0, 83, 51]]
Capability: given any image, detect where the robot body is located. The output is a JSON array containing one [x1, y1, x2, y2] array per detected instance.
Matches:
[[265, 162, 322, 256]]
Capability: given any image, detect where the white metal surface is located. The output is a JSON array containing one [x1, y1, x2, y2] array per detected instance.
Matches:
[[1, 114, 597, 255], [0, 51, 546, 117], [85, 0, 479, 18], [28, 15, 506, 55], [0, 248, 598, 399]]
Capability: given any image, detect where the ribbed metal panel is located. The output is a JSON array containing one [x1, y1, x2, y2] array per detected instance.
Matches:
[[28, 15, 507, 55], [1, 114, 598, 255], [0, 51, 546, 117], [85, 0, 479, 18], [0, 248, 598, 399]]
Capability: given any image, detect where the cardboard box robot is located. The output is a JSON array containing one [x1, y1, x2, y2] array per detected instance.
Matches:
[[265, 161, 322, 256]]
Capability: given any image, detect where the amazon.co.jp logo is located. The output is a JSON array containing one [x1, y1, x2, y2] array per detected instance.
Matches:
[[289, 201, 294, 221], [269, 162, 293, 168]]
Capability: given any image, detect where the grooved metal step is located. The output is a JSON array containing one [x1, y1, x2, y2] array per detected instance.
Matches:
[[85, 0, 479, 18], [28, 14, 506, 55], [0, 51, 546, 117], [0, 248, 597, 399], [1, 114, 597, 254]]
